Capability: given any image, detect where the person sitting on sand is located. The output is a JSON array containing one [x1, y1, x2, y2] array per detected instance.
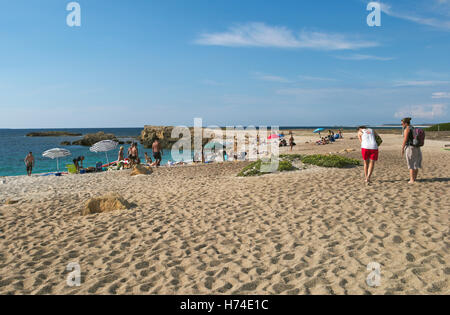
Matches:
[[317, 137, 328, 145], [152, 139, 163, 167], [24, 152, 35, 176], [358, 126, 379, 184], [144, 152, 152, 165], [73, 156, 85, 173], [401, 117, 422, 184]]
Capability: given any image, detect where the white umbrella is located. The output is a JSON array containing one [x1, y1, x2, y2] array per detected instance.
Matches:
[[90, 140, 118, 165], [42, 148, 72, 171]]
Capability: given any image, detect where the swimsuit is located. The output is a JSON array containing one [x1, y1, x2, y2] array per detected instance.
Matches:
[[153, 152, 162, 160]]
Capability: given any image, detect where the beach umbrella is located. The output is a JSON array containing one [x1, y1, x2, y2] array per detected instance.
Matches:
[[314, 128, 325, 137], [42, 148, 72, 171], [268, 134, 280, 140], [90, 140, 118, 165]]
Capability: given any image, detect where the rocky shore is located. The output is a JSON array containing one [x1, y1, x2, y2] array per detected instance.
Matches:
[[140, 126, 213, 149], [26, 131, 82, 137], [65, 132, 119, 147]]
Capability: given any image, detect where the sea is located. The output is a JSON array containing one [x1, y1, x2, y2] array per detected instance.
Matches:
[[0, 126, 401, 177], [0, 128, 150, 177]]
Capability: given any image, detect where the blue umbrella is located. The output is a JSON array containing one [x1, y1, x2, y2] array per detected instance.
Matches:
[[313, 128, 325, 133]]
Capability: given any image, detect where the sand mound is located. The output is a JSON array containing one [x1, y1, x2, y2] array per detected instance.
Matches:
[[82, 193, 131, 216], [5, 199, 19, 205], [130, 165, 153, 176]]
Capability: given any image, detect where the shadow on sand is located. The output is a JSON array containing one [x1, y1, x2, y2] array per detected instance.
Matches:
[[378, 178, 450, 184]]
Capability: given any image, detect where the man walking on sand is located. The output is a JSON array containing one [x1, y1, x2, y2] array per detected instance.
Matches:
[[358, 126, 380, 185], [152, 138, 163, 167], [24, 152, 35, 176]]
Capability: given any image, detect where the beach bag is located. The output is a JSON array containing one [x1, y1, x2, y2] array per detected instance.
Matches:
[[412, 127, 425, 147], [375, 135, 383, 147]]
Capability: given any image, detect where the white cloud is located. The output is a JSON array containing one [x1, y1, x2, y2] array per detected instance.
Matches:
[[335, 54, 394, 61], [202, 79, 224, 86], [298, 75, 338, 82], [393, 80, 450, 87], [381, 3, 450, 30], [432, 92, 450, 98], [254, 73, 292, 83], [195, 22, 378, 50], [394, 104, 447, 119]]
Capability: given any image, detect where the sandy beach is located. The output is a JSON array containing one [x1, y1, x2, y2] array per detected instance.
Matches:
[[0, 131, 448, 295]]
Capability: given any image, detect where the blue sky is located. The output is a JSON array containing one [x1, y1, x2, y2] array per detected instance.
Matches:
[[0, 0, 449, 128]]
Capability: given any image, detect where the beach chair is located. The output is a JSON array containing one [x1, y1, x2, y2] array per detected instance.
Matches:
[[66, 164, 77, 174]]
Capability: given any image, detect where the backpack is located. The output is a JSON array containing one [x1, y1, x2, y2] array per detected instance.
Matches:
[[412, 127, 425, 147]]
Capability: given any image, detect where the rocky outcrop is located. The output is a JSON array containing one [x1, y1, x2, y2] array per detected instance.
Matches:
[[72, 132, 118, 147], [60, 141, 72, 146], [26, 131, 81, 137], [82, 193, 131, 216], [140, 126, 213, 149]]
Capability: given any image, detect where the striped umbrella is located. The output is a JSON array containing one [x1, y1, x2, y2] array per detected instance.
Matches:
[[42, 148, 72, 171], [90, 140, 118, 165]]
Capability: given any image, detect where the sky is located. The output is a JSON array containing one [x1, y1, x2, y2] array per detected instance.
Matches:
[[0, 0, 449, 128]]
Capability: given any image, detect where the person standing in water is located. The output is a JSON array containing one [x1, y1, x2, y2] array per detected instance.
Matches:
[[24, 152, 35, 176], [358, 126, 379, 184], [401, 117, 422, 184], [152, 139, 163, 167]]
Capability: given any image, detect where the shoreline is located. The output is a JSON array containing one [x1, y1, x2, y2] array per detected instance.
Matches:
[[2, 130, 449, 178]]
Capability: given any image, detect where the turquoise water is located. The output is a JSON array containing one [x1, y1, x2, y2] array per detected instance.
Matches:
[[0, 128, 174, 177]]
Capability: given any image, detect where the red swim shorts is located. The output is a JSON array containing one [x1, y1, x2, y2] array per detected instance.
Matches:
[[361, 149, 379, 161]]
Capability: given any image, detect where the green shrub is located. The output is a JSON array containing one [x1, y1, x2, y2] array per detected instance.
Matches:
[[280, 154, 302, 161], [237, 160, 262, 177], [237, 159, 295, 177], [426, 123, 450, 131], [237, 154, 359, 176], [300, 154, 360, 168], [278, 160, 296, 172]]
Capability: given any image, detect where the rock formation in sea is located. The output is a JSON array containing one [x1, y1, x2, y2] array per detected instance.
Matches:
[[26, 131, 82, 137], [140, 126, 213, 149], [71, 132, 119, 147]]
